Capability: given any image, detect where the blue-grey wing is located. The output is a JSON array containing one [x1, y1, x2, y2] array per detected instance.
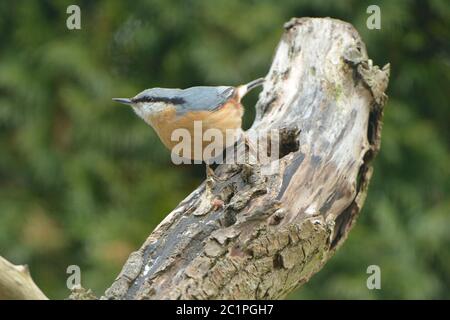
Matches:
[[176, 86, 235, 115], [132, 86, 235, 115]]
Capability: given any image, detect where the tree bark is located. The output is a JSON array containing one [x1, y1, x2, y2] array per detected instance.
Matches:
[[0, 256, 48, 300], [103, 17, 390, 300]]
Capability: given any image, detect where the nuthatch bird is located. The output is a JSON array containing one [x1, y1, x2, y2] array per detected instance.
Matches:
[[112, 78, 265, 179]]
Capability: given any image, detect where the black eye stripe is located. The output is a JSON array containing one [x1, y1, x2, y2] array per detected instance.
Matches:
[[132, 96, 185, 104]]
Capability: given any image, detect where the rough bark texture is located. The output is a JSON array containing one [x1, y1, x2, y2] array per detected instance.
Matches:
[[103, 17, 389, 300], [0, 256, 48, 300]]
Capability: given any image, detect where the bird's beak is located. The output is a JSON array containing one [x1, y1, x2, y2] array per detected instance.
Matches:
[[112, 98, 132, 105]]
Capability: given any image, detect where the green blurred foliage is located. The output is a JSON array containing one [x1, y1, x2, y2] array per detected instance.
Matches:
[[0, 0, 448, 299]]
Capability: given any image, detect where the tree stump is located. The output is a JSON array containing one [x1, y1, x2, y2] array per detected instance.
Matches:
[[104, 17, 390, 300]]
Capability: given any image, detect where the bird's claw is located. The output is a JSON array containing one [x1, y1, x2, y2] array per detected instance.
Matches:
[[206, 165, 226, 182]]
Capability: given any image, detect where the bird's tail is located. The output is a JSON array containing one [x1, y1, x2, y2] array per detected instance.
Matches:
[[245, 78, 265, 92], [236, 77, 265, 100]]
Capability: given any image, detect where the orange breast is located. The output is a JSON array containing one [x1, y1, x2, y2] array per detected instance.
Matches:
[[147, 101, 244, 161]]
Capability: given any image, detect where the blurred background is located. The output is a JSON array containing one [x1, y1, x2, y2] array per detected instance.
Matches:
[[0, 0, 449, 299]]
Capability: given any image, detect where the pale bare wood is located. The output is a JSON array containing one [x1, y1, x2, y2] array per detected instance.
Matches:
[[0, 256, 48, 300]]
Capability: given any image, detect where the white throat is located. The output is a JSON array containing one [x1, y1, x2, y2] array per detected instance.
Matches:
[[132, 102, 167, 121]]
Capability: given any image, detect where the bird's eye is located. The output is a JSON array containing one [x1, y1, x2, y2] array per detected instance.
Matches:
[[133, 96, 155, 103]]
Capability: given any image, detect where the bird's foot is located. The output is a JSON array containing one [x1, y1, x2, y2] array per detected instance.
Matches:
[[206, 164, 226, 182], [205, 164, 223, 196], [205, 166, 227, 211]]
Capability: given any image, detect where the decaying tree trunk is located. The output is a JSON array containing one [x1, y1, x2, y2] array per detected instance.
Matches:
[[103, 17, 389, 300]]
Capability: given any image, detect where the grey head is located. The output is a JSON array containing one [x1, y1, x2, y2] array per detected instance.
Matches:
[[113, 86, 235, 119]]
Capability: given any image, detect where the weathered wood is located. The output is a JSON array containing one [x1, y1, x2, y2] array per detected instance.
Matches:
[[0, 256, 48, 300], [103, 17, 389, 300]]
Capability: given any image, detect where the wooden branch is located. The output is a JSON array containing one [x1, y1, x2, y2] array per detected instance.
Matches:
[[0, 256, 48, 300], [103, 17, 389, 300]]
